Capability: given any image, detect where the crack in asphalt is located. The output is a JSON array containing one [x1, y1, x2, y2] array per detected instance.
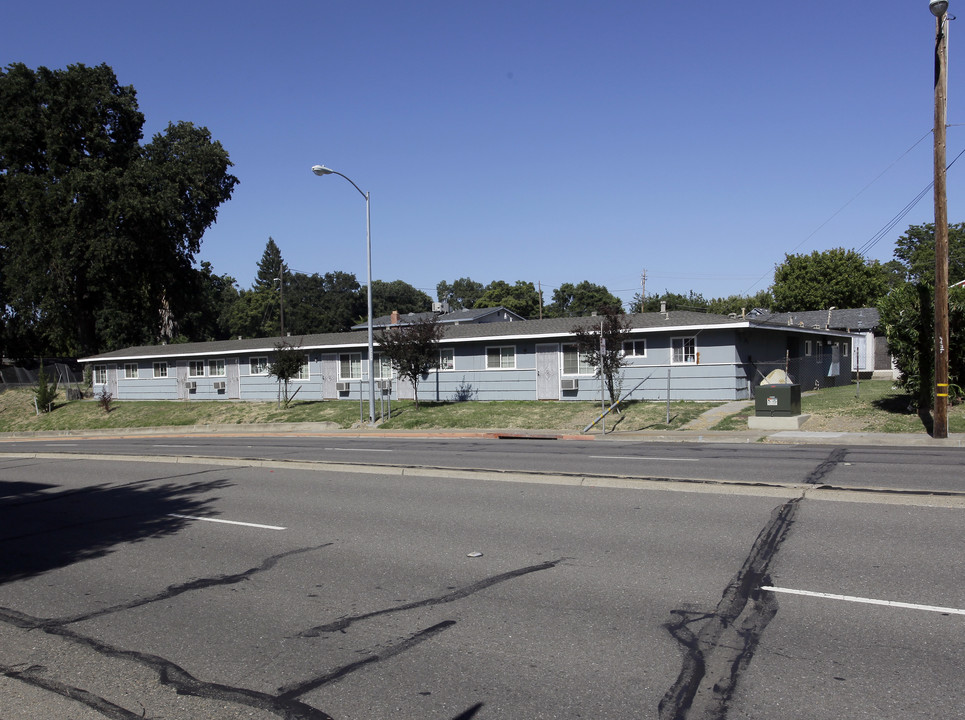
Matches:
[[658, 447, 847, 719], [1, 556, 559, 719], [1, 663, 147, 720], [277, 620, 457, 700], [46, 543, 332, 628], [297, 557, 565, 636]]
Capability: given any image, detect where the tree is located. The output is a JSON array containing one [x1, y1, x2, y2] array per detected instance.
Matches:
[[436, 277, 485, 310], [0, 63, 238, 357], [474, 280, 541, 318], [285, 271, 364, 334], [545, 281, 622, 318], [34, 362, 58, 413], [225, 238, 289, 339], [370, 279, 432, 318], [707, 290, 774, 316], [375, 315, 444, 408], [629, 290, 710, 313], [267, 341, 306, 408], [772, 248, 887, 312], [175, 262, 239, 342], [572, 305, 632, 408], [877, 223, 965, 407]]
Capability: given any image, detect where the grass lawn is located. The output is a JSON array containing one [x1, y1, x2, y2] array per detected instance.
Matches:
[[1, 380, 961, 435]]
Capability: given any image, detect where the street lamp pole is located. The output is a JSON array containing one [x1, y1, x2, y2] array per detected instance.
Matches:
[[930, 0, 950, 439], [312, 164, 377, 427]]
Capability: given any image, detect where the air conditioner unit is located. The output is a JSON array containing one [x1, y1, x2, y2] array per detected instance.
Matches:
[[336, 381, 351, 392], [213, 381, 226, 391], [561, 378, 579, 391], [378, 379, 392, 390], [185, 381, 197, 391]]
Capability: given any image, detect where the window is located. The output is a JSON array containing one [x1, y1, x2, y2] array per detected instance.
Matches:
[[804, 340, 813, 357], [295, 361, 310, 380], [439, 348, 454, 371], [671, 337, 696, 364], [208, 359, 226, 377], [188, 361, 205, 377], [373, 354, 392, 379], [123, 363, 138, 379], [486, 346, 516, 369], [622, 340, 647, 358], [339, 353, 361, 379], [153, 362, 168, 378], [93, 365, 107, 385], [249, 356, 268, 375], [562, 344, 594, 375], [842, 342, 849, 357]]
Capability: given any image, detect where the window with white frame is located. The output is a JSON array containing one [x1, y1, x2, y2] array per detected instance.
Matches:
[[671, 336, 696, 364], [208, 359, 226, 377], [153, 362, 168, 378], [842, 342, 849, 357], [486, 345, 516, 369], [622, 340, 647, 358], [249, 356, 268, 375], [562, 344, 594, 375], [294, 357, 310, 380], [339, 353, 361, 379], [804, 340, 813, 357], [373, 354, 392, 379], [93, 365, 107, 384], [188, 361, 205, 377], [123, 363, 138, 379], [439, 348, 454, 371]]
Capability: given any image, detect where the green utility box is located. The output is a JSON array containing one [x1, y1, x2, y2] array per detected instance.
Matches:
[[754, 384, 802, 417]]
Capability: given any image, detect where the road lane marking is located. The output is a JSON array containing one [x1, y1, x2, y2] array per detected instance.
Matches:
[[590, 455, 700, 462], [761, 586, 965, 616], [168, 514, 286, 530], [323, 447, 393, 452]]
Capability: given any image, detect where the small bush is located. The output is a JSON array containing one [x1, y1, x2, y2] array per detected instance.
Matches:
[[450, 378, 478, 402]]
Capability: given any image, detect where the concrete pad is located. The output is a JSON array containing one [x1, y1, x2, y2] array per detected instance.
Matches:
[[747, 414, 811, 430]]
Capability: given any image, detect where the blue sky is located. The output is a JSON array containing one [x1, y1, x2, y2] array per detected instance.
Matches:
[[6, 1, 962, 308]]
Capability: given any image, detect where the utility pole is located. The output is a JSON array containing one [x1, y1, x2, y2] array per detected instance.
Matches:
[[640, 269, 647, 312], [932, 0, 950, 439]]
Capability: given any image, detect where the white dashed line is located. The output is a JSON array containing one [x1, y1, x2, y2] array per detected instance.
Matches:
[[169, 514, 286, 530], [761, 586, 965, 615]]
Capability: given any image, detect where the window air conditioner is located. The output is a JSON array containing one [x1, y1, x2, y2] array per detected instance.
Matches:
[[185, 381, 197, 391], [214, 381, 226, 391], [336, 381, 351, 392], [378, 379, 392, 390], [561, 378, 579, 391]]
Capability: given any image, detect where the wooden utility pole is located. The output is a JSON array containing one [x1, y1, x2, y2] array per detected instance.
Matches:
[[933, 4, 950, 439]]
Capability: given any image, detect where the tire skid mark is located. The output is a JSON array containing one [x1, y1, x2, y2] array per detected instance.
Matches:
[[659, 447, 847, 719], [297, 558, 564, 637], [659, 499, 798, 720]]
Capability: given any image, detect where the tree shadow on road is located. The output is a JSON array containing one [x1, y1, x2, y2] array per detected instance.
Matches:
[[0, 466, 230, 584]]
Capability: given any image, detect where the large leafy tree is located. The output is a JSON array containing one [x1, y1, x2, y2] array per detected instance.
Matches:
[[375, 315, 444, 408], [772, 248, 886, 312], [474, 280, 541, 318], [285, 271, 365, 335], [629, 290, 710, 313], [0, 63, 238, 357], [436, 277, 485, 310], [878, 223, 965, 407], [370, 279, 432, 318], [545, 281, 622, 318]]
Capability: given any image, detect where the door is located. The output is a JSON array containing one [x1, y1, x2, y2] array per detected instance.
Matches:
[[226, 357, 241, 399], [536, 343, 560, 400]]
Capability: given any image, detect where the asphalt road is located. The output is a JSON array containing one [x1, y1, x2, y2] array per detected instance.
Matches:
[[1, 440, 964, 719]]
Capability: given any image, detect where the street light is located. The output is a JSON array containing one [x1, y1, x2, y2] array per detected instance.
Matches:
[[312, 164, 376, 427], [930, 1, 950, 438]]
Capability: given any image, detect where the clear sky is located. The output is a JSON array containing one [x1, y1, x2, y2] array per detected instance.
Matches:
[[5, 1, 963, 308]]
